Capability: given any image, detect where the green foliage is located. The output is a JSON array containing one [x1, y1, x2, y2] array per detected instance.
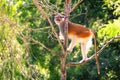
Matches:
[[98, 19, 120, 39], [104, 0, 120, 16], [0, 0, 120, 80]]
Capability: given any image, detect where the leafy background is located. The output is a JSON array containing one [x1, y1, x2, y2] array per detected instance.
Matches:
[[0, 0, 120, 80]]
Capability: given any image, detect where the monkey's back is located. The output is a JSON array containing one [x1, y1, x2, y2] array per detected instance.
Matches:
[[68, 22, 92, 38]]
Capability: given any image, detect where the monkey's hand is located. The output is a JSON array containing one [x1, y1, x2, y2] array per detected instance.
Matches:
[[59, 32, 64, 41], [59, 35, 64, 42]]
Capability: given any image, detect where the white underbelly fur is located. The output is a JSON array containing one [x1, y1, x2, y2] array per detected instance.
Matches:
[[68, 35, 93, 49]]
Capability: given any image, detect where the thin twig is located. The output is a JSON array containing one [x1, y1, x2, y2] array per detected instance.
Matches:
[[33, 0, 65, 54], [70, 0, 84, 13], [1, 16, 58, 56], [40, 0, 58, 14], [67, 36, 120, 66], [26, 27, 51, 31], [31, 38, 52, 52], [30, 37, 57, 56]]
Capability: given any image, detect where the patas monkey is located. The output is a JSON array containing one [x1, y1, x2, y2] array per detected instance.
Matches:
[[54, 14, 100, 74]]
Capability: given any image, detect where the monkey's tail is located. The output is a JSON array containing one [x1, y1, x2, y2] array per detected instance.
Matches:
[[92, 30, 100, 74]]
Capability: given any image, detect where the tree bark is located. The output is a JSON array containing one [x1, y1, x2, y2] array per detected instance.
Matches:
[[60, 55, 67, 80], [60, 0, 71, 80]]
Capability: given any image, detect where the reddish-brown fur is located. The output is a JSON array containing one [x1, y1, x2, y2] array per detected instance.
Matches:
[[68, 22, 91, 38]]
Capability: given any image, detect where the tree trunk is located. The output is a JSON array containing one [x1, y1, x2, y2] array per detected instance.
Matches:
[[60, 0, 71, 80], [60, 55, 66, 80]]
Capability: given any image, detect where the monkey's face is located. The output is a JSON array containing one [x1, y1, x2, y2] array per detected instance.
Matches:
[[54, 14, 65, 26]]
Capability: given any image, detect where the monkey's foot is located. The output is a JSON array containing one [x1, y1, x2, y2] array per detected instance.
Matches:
[[85, 57, 91, 60], [79, 59, 86, 63], [80, 58, 90, 63], [59, 36, 64, 40]]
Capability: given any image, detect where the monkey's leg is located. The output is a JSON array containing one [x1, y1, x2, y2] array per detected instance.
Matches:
[[86, 36, 92, 53], [67, 38, 77, 52], [81, 43, 88, 61]]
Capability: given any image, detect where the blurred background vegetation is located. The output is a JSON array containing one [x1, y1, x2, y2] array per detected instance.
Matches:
[[0, 0, 120, 80]]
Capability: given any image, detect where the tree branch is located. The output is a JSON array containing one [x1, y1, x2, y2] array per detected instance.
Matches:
[[30, 37, 57, 56], [70, 0, 84, 13], [39, 0, 58, 14], [33, 0, 65, 54], [31, 39, 49, 52], [1, 16, 58, 56], [67, 36, 120, 66], [26, 27, 51, 31]]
